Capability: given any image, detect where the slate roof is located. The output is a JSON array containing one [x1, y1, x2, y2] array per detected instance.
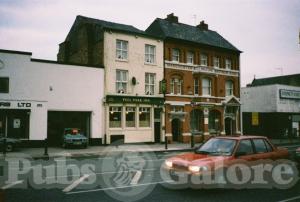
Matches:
[[146, 18, 241, 52], [250, 74, 300, 87]]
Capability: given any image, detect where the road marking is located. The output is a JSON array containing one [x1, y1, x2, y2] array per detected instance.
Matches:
[[277, 195, 300, 202], [62, 174, 90, 193], [130, 170, 142, 185], [66, 180, 175, 195], [1, 180, 24, 190]]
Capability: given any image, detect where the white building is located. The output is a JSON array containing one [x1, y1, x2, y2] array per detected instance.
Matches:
[[0, 49, 104, 146], [241, 74, 300, 138]]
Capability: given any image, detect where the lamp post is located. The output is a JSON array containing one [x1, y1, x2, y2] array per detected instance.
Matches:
[[190, 99, 196, 148]]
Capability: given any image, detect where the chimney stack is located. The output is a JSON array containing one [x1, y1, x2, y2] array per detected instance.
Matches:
[[197, 20, 208, 30], [165, 13, 178, 23]]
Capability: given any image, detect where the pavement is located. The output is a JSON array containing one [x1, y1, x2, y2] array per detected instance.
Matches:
[[1, 138, 300, 159]]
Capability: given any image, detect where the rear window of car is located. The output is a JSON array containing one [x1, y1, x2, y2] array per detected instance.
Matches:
[[264, 140, 273, 152], [237, 139, 254, 155], [253, 139, 268, 153]]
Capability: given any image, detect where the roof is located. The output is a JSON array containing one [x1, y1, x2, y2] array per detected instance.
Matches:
[[66, 15, 160, 40], [250, 74, 300, 87], [215, 135, 268, 140], [146, 18, 241, 52]]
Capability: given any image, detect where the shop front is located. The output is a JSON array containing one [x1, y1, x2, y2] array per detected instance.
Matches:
[[105, 95, 164, 144]]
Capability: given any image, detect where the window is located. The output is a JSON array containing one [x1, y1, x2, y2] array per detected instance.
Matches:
[[0, 78, 9, 93], [253, 139, 268, 153], [116, 70, 128, 93], [171, 106, 184, 112], [225, 80, 234, 96], [209, 110, 221, 132], [139, 107, 150, 127], [225, 59, 232, 70], [264, 140, 273, 152], [145, 45, 155, 63], [200, 54, 208, 66], [126, 107, 136, 127], [145, 73, 155, 95], [194, 78, 199, 95], [202, 78, 211, 96], [187, 51, 194, 64], [109, 107, 122, 128], [237, 139, 254, 155], [116, 40, 128, 60], [170, 78, 182, 95], [172, 49, 180, 62], [213, 57, 220, 68]]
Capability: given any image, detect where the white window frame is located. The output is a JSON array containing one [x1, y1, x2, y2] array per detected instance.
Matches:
[[172, 49, 180, 62], [109, 106, 122, 128], [200, 54, 208, 66], [125, 107, 136, 128], [139, 107, 151, 127], [194, 78, 199, 95], [116, 70, 128, 94], [213, 57, 220, 68], [202, 78, 211, 96], [116, 39, 128, 60], [225, 80, 234, 96], [145, 73, 155, 95], [145, 44, 156, 64], [225, 59, 232, 70], [187, 51, 194, 64]]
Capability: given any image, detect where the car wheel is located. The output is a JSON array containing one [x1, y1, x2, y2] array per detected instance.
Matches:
[[5, 143, 14, 152]]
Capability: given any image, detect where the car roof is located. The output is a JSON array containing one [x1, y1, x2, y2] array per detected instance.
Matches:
[[213, 135, 268, 140]]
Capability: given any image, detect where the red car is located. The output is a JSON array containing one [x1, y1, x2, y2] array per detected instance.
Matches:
[[295, 147, 300, 161], [164, 136, 290, 185]]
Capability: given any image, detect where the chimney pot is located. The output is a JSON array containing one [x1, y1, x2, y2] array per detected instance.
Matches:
[[197, 20, 208, 30], [165, 13, 178, 23]]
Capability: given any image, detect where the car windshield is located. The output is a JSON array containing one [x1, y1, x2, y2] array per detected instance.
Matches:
[[196, 138, 237, 156]]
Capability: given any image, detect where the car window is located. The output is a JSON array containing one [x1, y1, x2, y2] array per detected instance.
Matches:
[[253, 139, 268, 153], [236, 139, 254, 155], [263, 140, 273, 152]]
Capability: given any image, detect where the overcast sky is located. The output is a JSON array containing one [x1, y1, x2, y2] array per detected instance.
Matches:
[[0, 0, 299, 86]]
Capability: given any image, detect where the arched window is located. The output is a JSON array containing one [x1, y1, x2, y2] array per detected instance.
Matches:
[[225, 80, 234, 96], [202, 78, 211, 96], [170, 76, 183, 95]]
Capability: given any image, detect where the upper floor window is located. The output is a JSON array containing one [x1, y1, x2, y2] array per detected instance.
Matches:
[[225, 59, 232, 70], [187, 51, 194, 64], [116, 70, 128, 93], [116, 40, 128, 60], [172, 49, 180, 62], [194, 78, 199, 95], [171, 106, 184, 112], [213, 57, 220, 68], [0, 77, 9, 93], [202, 78, 211, 96], [200, 54, 208, 66], [145, 45, 156, 64], [145, 73, 155, 95], [225, 80, 234, 96], [170, 77, 182, 95]]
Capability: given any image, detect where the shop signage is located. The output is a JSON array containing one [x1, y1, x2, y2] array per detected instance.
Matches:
[[106, 95, 164, 105], [252, 112, 259, 126], [280, 89, 300, 100], [0, 102, 32, 108]]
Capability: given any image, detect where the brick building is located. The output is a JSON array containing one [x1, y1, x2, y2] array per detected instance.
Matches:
[[146, 14, 242, 143]]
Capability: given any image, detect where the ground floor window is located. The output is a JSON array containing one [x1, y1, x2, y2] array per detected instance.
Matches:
[[209, 110, 221, 132], [126, 107, 136, 127], [139, 107, 151, 127], [109, 107, 122, 128]]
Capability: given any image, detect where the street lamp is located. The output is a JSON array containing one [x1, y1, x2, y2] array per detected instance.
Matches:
[[190, 99, 196, 148]]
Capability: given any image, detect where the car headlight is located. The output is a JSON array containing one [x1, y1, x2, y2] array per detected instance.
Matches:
[[188, 165, 208, 172], [165, 160, 173, 168]]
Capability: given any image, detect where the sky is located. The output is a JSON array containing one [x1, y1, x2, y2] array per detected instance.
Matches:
[[0, 0, 299, 86]]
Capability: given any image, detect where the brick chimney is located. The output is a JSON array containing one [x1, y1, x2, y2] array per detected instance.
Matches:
[[165, 13, 178, 23], [197, 20, 208, 30]]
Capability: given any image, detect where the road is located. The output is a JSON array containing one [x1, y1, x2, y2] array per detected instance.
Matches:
[[1, 144, 300, 202]]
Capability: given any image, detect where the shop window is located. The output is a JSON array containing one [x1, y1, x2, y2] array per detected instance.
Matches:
[[202, 78, 211, 96], [225, 80, 234, 96], [145, 73, 155, 95], [109, 107, 122, 128], [0, 77, 9, 93], [116, 39, 128, 60], [139, 107, 150, 127], [126, 107, 136, 127], [172, 49, 180, 62], [116, 70, 128, 93], [187, 51, 194, 64], [145, 44, 156, 63]]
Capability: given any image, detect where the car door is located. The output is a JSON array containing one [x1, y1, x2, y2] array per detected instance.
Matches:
[[234, 139, 257, 162], [251, 138, 272, 160]]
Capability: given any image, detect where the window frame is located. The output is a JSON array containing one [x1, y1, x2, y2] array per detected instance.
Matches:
[[225, 58, 232, 70], [145, 73, 155, 95], [125, 107, 136, 128], [172, 49, 180, 62], [225, 80, 234, 96], [202, 78, 211, 96], [145, 44, 156, 64], [187, 51, 194, 64], [116, 70, 128, 94], [200, 54, 208, 66], [236, 139, 255, 155], [213, 57, 220, 68], [116, 39, 128, 60], [0, 77, 9, 93], [139, 107, 151, 127], [194, 78, 199, 95], [252, 138, 269, 154], [109, 106, 122, 128]]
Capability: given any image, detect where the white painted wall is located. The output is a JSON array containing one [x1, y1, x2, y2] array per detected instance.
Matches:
[[0, 51, 104, 140]]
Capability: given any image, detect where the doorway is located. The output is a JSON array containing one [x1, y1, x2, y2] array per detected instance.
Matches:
[[154, 108, 162, 143], [225, 117, 234, 135], [172, 118, 182, 142]]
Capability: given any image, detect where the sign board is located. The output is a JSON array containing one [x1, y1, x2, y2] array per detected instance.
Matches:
[[13, 119, 21, 128], [106, 95, 164, 105], [280, 89, 300, 100], [252, 112, 259, 126]]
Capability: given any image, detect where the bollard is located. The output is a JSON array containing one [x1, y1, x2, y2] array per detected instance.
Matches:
[[44, 138, 48, 156], [3, 138, 6, 157], [165, 136, 168, 150]]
